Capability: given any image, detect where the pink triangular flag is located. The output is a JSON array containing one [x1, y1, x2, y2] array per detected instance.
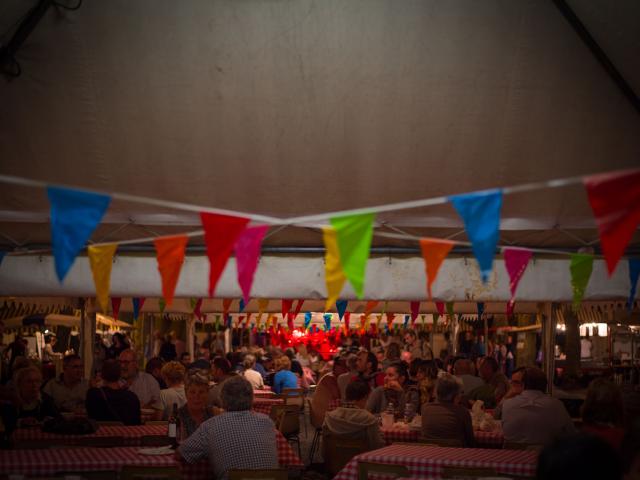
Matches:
[[435, 301, 445, 316], [235, 225, 269, 303], [410, 301, 420, 324], [292, 299, 305, 317], [504, 248, 533, 304]]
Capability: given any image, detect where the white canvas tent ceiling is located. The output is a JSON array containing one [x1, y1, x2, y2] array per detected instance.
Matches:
[[0, 0, 639, 298]]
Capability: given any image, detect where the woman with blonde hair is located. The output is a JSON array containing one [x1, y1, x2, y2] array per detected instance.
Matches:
[[160, 361, 186, 418], [272, 356, 298, 394], [178, 370, 213, 438]]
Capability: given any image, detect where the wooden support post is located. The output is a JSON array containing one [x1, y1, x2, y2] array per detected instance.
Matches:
[[82, 298, 96, 380], [541, 302, 557, 395]]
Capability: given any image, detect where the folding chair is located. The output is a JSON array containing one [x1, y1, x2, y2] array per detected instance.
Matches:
[[307, 397, 324, 464], [271, 404, 302, 458], [323, 432, 369, 477]]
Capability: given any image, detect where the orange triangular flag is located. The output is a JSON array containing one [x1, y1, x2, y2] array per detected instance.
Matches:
[[420, 238, 455, 299], [364, 300, 379, 316], [154, 235, 188, 307]]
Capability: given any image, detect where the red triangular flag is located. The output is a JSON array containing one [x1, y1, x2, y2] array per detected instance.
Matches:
[[154, 235, 188, 307], [292, 299, 305, 317], [222, 298, 232, 319], [200, 212, 250, 296], [504, 247, 533, 305], [386, 313, 394, 329], [584, 169, 640, 275], [435, 301, 445, 316], [344, 311, 351, 330], [111, 297, 121, 321], [281, 299, 294, 319], [420, 238, 455, 298], [364, 300, 379, 316], [193, 298, 203, 320], [410, 301, 420, 325]]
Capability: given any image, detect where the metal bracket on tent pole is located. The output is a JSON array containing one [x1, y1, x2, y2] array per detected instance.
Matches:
[[552, 0, 640, 115]]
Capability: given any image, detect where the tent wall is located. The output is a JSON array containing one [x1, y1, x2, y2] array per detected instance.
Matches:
[[0, 254, 630, 302]]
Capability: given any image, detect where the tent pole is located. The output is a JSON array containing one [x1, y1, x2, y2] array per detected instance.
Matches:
[[187, 315, 195, 361], [542, 302, 557, 395], [82, 298, 96, 380]]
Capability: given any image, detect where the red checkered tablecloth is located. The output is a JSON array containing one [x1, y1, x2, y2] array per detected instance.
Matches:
[[253, 397, 285, 415], [333, 444, 537, 480], [1, 432, 302, 478], [381, 426, 504, 449], [12, 425, 168, 447]]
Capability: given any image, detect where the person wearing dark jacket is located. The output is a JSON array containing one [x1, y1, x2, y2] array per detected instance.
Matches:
[[86, 359, 141, 425]]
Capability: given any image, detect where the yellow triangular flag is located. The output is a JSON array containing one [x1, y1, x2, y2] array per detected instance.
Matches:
[[323, 226, 347, 311], [88, 244, 118, 313]]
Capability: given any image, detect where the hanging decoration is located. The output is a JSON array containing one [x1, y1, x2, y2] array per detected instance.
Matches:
[[336, 300, 348, 320], [158, 298, 166, 314], [323, 227, 347, 310], [200, 212, 249, 297], [570, 253, 594, 310], [628, 259, 640, 311], [323, 313, 333, 331], [304, 311, 312, 330], [344, 311, 351, 331], [449, 190, 502, 282], [435, 302, 445, 316], [477, 302, 485, 318], [154, 235, 188, 307], [330, 212, 375, 298], [410, 301, 420, 325], [111, 297, 122, 321], [192, 298, 203, 321], [504, 247, 533, 312], [87, 244, 117, 313], [364, 300, 379, 316], [584, 169, 640, 275], [132, 297, 145, 320], [419, 238, 455, 298], [235, 225, 269, 303], [48, 186, 111, 282]]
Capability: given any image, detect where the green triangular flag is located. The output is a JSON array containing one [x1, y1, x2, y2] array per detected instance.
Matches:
[[330, 213, 375, 299], [570, 253, 594, 310], [158, 298, 166, 314], [214, 314, 220, 332], [446, 301, 454, 317]]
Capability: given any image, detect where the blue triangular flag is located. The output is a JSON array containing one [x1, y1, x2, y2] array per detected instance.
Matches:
[[0, 251, 5, 267], [304, 312, 312, 330], [226, 314, 232, 328], [336, 300, 348, 320], [132, 298, 143, 320], [323, 313, 333, 331], [239, 298, 247, 312], [477, 302, 485, 318], [628, 259, 640, 311], [47, 186, 111, 282], [404, 315, 410, 329], [449, 189, 502, 282]]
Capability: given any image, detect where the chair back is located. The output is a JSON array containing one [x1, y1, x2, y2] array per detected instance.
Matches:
[[323, 432, 369, 476], [441, 466, 498, 478], [120, 466, 180, 480], [281, 387, 305, 407], [228, 469, 288, 480], [357, 461, 409, 480], [271, 405, 300, 436], [307, 398, 323, 430]]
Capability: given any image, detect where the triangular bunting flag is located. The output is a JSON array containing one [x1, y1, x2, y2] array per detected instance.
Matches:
[[449, 189, 502, 282], [293, 299, 305, 318], [403, 315, 410, 329], [504, 248, 533, 305], [419, 238, 455, 298], [344, 311, 351, 330], [154, 235, 188, 307], [281, 299, 294, 319], [323, 227, 347, 311], [435, 302, 445, 316], [336, 300, 348, 320], [223, 298, 233, 317], [506, 301, 515, 317], [239, 299, 246, 312], [158, 298, 166, 314], [360, 314, 366, 329], [364, 300, 379, 316], [570, 253, 594, 310], [304, 312, 312, 330], [87, 244, 117, 313], [330, 213, 375, 298], [111, 297, 121, 321], [584, 169, 640, 275], [200, 212, 250, 296], [47, 186, 111, 282], [386, 313, 394, 329], [477, 302, 485, 318], [235, 225, 269, 303], [446, 301, 454, 317], [0, 251, 5, 267], [323, 313, 333, 331], [214, 314, 220, 331], [192, 298, 203, 320], [132, 297, 145, 320], [410, 301, 420, 324], [628, 259, 640, 311]]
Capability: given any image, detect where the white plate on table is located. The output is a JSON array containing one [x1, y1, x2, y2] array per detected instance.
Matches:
[[138, 446, 175, 456]]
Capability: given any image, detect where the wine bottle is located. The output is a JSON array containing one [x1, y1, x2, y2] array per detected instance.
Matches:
[[168, 403, 179, 448]]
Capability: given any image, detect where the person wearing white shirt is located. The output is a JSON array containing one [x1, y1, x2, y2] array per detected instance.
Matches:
[[242, 354, 264, 390], [119, 349, 163, 419], [160, 361, 187, 418], [502, 367, 575, 446]]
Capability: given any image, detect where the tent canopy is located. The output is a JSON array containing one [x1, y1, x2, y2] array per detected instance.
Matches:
[[0, 0, 639, 297]]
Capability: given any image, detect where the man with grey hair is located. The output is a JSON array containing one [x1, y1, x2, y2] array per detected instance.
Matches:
[[421, 373, 475, 447], [178, 375, 278, 479], [242, 354, 264, 390]]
